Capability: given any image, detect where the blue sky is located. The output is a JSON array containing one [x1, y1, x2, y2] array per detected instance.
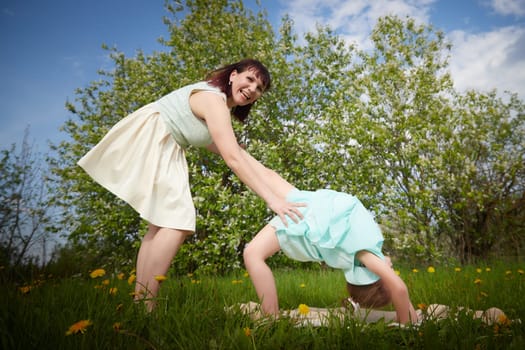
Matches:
[[1, 0, 524, 154]]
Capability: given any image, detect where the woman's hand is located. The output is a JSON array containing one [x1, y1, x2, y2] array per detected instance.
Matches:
[[268, 198, 305, 226]]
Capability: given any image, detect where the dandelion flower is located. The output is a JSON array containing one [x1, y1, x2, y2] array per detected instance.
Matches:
[[476, 268, 482, 273], [427, 266, 435, 273], [298, 304, 310, 315], [394, 270, 401, 276], [518, 269, 524, 275], [454, 267, 461, 272], [412, 269, 419, 273], [243, 272, 249, 278], [65, 319, 92, 335], [128, 274, 136, 285], [102, 279, 110, 286], [417, 303, 427, 311], [299, 283, 306, 288], [154, 275, 167, 282], [117, 273, 125, 280], [505, 270, 512, 276], [19, 285, 32, 294], [109, 287, 118, 295], [474, 278, 482, 285], [112, 322, 122, 332], [90, 269, 106, 278], [243, 327, 251, 337], [498, 314, 511, 326], [231, 279, 243, 284], [485, 268, 491, 272], [480, 291, 488, 297]]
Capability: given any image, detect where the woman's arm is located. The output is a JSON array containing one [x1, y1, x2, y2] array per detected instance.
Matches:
[[192, 92, 301, 223], [357, 251, 418, 324], [239, 149, 296, 201]]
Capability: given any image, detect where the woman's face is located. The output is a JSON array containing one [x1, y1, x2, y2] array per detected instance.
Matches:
[[229, 68, 265, 106]]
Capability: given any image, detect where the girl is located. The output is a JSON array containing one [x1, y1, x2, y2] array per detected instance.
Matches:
[[78, 59, 304, 310], [242, 164, 419, 324]]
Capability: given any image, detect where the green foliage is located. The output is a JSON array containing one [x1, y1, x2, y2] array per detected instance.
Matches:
[[47, 0, 524, 275]]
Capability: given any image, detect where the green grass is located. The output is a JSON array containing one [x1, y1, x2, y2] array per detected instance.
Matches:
[[2, 262, 524, 349]]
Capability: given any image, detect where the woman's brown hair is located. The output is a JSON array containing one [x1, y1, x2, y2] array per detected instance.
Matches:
[[345, 279, 391, 308], [206, 58, 271, 123]]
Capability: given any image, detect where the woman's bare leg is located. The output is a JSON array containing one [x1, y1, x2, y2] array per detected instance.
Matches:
[[135, 224, 189, 311], [243, 224, 281, 315]]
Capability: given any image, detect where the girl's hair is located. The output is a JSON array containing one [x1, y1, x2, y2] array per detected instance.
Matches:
[[345, 280, 391, 308], [206, 58, 271, 123]]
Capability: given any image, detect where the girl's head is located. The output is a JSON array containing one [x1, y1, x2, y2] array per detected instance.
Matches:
[[206, 59, 271, 122], [346, 279, 391, 308]]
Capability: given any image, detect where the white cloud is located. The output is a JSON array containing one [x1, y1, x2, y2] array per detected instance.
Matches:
[[489, 0, 525, 17], [279, 0, 434, 48], [277, 0, 525, 99], [448, 26, 525, 97]]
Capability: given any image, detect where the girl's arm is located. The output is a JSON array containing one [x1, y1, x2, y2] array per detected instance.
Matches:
[[357, 251, 418, 324]]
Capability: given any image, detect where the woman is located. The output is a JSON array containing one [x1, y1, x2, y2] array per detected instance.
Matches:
[[78, 59, 304, 310], [242, 164, 419, 324]]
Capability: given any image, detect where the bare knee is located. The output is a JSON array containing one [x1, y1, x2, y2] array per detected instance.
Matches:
[[243, 243, 261, 266]]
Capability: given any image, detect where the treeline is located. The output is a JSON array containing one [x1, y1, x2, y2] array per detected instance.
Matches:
[[1, 0, 523, 279]]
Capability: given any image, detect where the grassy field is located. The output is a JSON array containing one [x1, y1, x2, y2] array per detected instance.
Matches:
[[2, 262, 524, 349]]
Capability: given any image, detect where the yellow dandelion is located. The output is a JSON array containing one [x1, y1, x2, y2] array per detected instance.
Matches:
[[90, 269, 106, 278], [394, 269, 401, 276], [497, 314, 511, 326], [243, 272, 249, 278], [298, 304, 310, 315], [117, 273, 125, 280], [476, 268, 482, 273], [109, 287, 118, 295], [112, 322, 122, 332], [65, 319, 92, 335], [474, 278, 482, 285], [454, 267, 461, 272], [116, 303, 124, 312], [187, 272, 193, 278], [505, 270, 512, 276], [19, 285, 32, 294], [127, 274, 136, 285], [518, 269, 524, 275], [243, 327, 251, 337], [191, 279, 201, 284], [485, 267, 491, 272], [102, 279, 110, 286], [154, 275, 167, 282], [427, 266, 435, 273], [412, 268, 419, 273], [417, 303, 427, 311], [480, 291, 488, 297], [299, 283, 306, 288], [231, 279, 243, 284]]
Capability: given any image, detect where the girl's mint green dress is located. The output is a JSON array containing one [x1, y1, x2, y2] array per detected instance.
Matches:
[[269, 189, 385, 285]]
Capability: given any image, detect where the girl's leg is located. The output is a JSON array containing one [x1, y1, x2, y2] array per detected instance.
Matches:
[[243, 224, 281, 315], [135, 224, 189, 311]]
